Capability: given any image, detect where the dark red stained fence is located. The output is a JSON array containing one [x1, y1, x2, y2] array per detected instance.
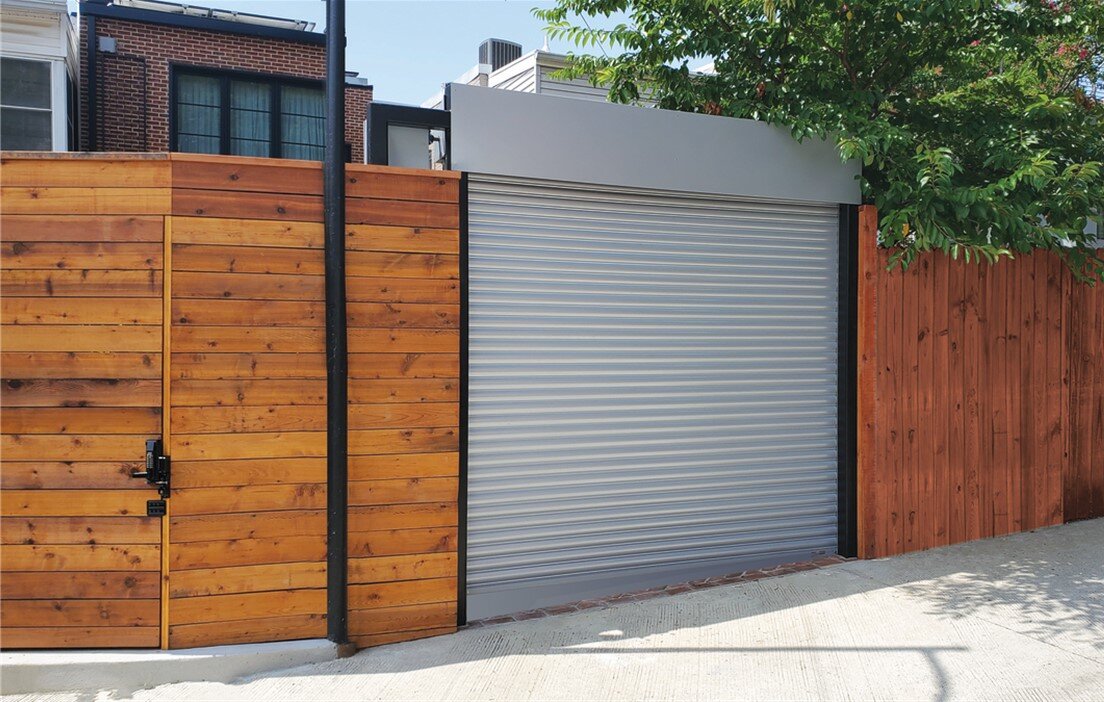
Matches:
[[857, 206, 1104, 559]]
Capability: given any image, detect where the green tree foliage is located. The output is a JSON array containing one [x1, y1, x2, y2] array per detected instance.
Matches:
[[537, 0, 1104, 281]]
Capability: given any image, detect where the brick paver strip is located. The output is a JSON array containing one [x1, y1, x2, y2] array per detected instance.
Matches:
[[464, 554, 853, 629]]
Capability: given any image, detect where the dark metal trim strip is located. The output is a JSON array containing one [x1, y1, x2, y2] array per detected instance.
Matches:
[[456, 171, 470, 626], [837, 203, 860, 558], [365, 102, 450, 166]]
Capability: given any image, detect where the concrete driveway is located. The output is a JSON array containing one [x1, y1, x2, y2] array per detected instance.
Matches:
[[12, 519, 1104, 702]]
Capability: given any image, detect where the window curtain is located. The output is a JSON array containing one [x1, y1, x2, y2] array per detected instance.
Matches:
[[280, 86, 324, 161], [230, 80, 270, 157], [176, 74, 220, 154]]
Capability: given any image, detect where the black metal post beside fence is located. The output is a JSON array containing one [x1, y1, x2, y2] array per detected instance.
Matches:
[[323, 0, 351, 652]]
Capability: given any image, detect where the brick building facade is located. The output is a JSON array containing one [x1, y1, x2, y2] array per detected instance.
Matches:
[[80, 0, 371, 162]]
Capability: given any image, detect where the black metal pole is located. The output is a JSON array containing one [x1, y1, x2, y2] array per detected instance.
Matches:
[[324, 0, 349, 648]]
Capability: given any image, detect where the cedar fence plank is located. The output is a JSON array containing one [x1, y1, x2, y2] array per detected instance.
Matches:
[[346, 527, 457, 558], [1, 516, 160, 544], [348, 577, 457, 610], [0, 215, 163, 243], [1, 325, 162, 353], [2, 297, 162, 325], [0, 187, 171, 215], [168, 613, 324, 649], [0, 572, 160, 600], [0, 626, 159, 648], [1, 242, 161, 270], [1, 598, 159, 627], [1, 544, 160, 571], [2, 379, 161, 408], [2, 408, 161, 434], [170, 535, 326, 570], [168, 588, 325, 626], [172, 457, 326, 488], [0, 461, 146, 490], [170, 510, 325, 543], [348, 553, 457, 585], [0, 160, 170, 188], [168, 562, 326, 598], [2, 270, 162, 297], [171, 217, 322, 249], [171, 483, 326, 516], [1, 353, 161, 379]]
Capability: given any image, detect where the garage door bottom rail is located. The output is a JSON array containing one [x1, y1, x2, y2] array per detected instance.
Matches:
[[463, 554, 851, 628]]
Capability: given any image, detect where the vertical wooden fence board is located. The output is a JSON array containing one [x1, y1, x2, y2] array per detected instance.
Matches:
[[857, 205, 1104, 557], [856, 206, 879, 558], [0, 155, 169, 649], [1066, 261, 1104, 521]]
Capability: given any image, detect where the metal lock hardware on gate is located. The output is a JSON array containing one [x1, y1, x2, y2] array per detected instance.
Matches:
[[133, 438, 171, 500]]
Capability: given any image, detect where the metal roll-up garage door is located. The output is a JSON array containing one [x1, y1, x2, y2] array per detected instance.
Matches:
[[467, 174, 840, 619]]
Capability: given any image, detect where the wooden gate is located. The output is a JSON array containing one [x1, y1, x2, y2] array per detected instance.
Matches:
[[1, 156, 170, 648]]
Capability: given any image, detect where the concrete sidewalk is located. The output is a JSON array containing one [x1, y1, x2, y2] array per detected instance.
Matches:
[[8, 519, 1103, 702]]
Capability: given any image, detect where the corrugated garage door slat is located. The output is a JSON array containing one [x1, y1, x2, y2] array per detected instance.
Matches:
[[467, 174, 839, 619]]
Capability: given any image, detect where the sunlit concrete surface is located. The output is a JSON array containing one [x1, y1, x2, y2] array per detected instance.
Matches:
[[7, 518, 1102, 702]]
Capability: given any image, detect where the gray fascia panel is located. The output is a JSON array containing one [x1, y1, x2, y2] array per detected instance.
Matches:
[[448, 83, 861, 205]]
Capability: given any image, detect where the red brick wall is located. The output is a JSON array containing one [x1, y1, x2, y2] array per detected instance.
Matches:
[[80, 16, 371, 162]]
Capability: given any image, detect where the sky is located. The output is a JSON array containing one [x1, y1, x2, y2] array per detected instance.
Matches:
[[71, 0, 622, 106]]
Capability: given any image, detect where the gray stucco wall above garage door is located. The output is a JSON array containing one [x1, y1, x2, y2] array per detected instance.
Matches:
[[451, 85, 856, 620]]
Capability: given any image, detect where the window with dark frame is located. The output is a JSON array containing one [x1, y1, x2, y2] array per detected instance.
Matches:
[[172, 67, 327, 161]]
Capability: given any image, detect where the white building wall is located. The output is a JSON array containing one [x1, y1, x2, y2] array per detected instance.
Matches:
[[0, 0, 77, 151]]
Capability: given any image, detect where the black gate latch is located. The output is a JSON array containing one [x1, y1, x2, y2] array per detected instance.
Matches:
[[133, 438, 171, 499]]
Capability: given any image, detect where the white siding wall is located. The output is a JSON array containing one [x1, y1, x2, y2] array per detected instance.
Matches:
[[0, 0, 77, 151]]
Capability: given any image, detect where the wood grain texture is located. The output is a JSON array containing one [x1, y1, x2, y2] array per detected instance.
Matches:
[[170, 510, 325, 543], [2, 297, 162, 325], [1, 544, 160, 571], [855, 207, 1104, 557], [168, 613, 325, 649], [1, 516, 160, 544], [168, 588, 325, 626], [1, 599, 159, 627], [0, 462, 146, 490], [0, 160, 171, 189], [2, 325, 162, 352], [1, 154, 460, 652], [1, 572, 160, 600], [2, 270, 162, 297], [2, 379, 161, 408], [165, 202, 331, 650], [0, 157, 165, 650], [168, 562, 326, 598], [1, 627, 159, 648], [1, 408, 161, 434], [0, 187, 170, 215], [1, 241, 161, 270], [0, 215, 163, 242]]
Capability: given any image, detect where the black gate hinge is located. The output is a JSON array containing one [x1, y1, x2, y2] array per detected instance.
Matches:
[[133, 438, 171, 499]]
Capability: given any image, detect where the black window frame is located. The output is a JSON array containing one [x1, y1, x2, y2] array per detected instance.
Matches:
[[169, 64, 329, 160], [365, 101, 451, 168]]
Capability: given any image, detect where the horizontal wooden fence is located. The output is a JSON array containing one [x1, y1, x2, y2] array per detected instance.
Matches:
[[1, 153, 460, 650], [857, 206, 1104, 558], [1, 155, 168, 648]]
